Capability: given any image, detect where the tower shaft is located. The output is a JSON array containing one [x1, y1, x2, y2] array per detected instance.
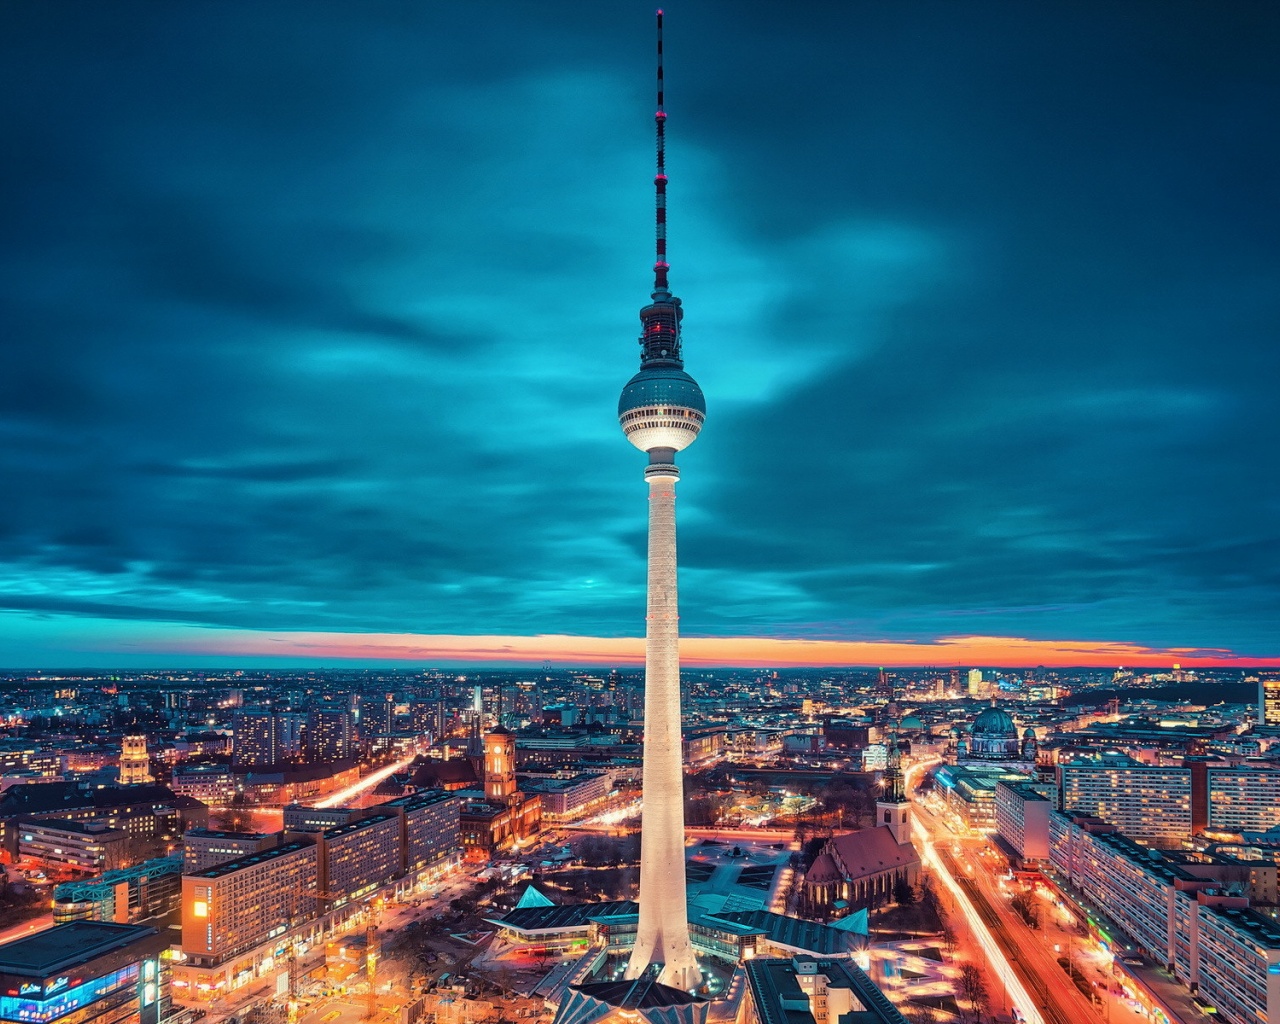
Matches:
[[625, 461, 698, 989]]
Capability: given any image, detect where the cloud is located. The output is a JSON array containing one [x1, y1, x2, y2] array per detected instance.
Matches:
[[0, 2, 1277, 663]]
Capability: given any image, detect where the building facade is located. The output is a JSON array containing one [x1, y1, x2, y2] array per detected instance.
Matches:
[[995, 781, 1052, 862], [1058, 763, 1194, 841], [232, 711, 280, 769], [1050, 810, 1280, 1024], [18, 819, 131, 874], [182, 828, 280, 874], [181, 840, 320, 968], [0, 922, 172, 1024], [52, 856, 183, 924]]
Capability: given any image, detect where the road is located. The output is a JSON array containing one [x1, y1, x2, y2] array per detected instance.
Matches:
[[315, 757, 416, 808], [0, 911, 52, 945], [907, 761, 1167, 1024]]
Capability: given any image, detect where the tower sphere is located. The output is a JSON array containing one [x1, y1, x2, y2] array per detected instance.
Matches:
[[618, 366, 706, 453]]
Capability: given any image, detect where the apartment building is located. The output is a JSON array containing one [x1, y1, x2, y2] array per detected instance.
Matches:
[[1050, 811, 1280, 1024], [182, 828, 280, 873], [317, 812, 402, 901], [381, 790, 461, 878], [181, 840, 319, 968], [1058, 764, 1193, 841]]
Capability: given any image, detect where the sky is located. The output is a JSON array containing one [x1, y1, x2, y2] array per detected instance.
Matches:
[[1, 2, 1278, 669]]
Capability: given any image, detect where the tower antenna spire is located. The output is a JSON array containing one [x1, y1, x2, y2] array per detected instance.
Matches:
[[653, 9, 669, 298]]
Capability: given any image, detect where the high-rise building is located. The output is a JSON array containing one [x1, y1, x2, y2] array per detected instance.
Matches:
[[118, 734, 153, 785], [232, 710, 279, 768], [182, 840, 319, 968], [1058, 763, 1194, 840], [619, 12, 705, 990], [966, 669, 984, 696], [308, 707, 354, 762], [1260, 677, 1280, 725]]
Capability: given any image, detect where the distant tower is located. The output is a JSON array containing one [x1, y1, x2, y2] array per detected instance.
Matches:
[[877, 729, 910, 846], [485, 726, 517, 805], [119, 734, 152, 785], [1260, 679, 1280, 725], [466, 685, 485, 763], [620, 11, 704, 992]]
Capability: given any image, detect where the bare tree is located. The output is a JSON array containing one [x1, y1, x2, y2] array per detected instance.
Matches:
[[959, 963, 987, 1023]]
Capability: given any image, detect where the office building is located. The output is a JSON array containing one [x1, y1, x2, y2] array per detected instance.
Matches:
[[1260, 677, 1280, 726], [19, 819, 131, 873], [0, 922, 171, 1024], [522, 772, 611, 821], [0, 781, 207, 859]]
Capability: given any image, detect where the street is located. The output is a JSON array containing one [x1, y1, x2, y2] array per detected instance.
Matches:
[[906, 760, 1182, 1024]]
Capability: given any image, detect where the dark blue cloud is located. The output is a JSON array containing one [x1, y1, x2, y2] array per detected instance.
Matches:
[[0, 1, 1277, 659]]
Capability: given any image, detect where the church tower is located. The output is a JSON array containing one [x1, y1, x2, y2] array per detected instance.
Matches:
[[877, 729, 911, 846]]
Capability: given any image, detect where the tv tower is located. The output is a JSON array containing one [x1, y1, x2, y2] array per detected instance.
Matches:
[[619, 10, 704, 991]]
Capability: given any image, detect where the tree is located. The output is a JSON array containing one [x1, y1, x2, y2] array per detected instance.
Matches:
[[941, 922, 958, 954], [893, 876, 916, 906], [1010, 891, 1040, 929], [959, 963, 987, 1022]]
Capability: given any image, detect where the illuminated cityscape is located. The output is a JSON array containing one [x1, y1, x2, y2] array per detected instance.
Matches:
[[2, 6, 1279, 1024]]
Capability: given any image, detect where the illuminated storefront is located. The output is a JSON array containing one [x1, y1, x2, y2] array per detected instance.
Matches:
[[0, 921, 169, 1024]]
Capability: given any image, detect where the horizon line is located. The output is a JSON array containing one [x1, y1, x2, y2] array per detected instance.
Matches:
[[6, 626, 1278, 670]]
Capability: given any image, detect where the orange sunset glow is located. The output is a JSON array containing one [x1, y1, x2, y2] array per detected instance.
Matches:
[[147, 629, 1280, 669]]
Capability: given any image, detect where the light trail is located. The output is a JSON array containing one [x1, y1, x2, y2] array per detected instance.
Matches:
[[315, 756, 415, 807], [920, 835, 1044, 1024], [904, 758, 1044, 1024]]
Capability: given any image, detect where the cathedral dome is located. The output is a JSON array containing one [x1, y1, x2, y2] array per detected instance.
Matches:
[[966, 705, 1021, 761], [971, 706, 1017, 737]]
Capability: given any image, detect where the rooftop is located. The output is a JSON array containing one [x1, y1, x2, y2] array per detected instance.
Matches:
[[184, 827, 270, 840], [322, 811, 399, 840], [743, 956, 909, 1024], [187, 839, 314, 879], [379, 789, 455, 812], [492, 900, 638, 933], [0, 922, 158, 978], [707, 910, 864, 956]]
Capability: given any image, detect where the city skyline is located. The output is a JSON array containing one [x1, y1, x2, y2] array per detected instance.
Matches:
[[3, 4, 1278, 668]]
